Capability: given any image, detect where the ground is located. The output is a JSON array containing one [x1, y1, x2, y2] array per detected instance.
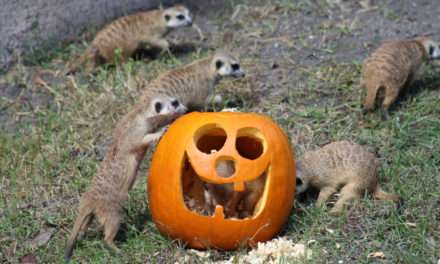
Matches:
[[1, 0, 440, 263]]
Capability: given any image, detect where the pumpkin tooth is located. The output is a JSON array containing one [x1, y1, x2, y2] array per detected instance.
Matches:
[[213, 205, 225, 219]]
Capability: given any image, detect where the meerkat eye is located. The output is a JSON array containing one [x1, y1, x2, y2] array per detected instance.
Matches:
[[177, 14, 185, 20], [429, 45, 435, 56], [164, 14, 171, 21], [171, 99, 180, 108], [231, 63, 240, 71], [215, 60, 224, 70], [154, 102, 163, 113], [296, 178, 303, 186]]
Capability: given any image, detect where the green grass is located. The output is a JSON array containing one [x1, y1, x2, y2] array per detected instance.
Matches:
[[1, 0, 440, 263]]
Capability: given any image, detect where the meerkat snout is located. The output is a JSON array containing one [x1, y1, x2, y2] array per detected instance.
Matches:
[[171, 98, 180, 108], [428, 43, 440, 59], [164, 5, 193, 28], [295, 166, 308, 195], [231, 63, 245, 77]]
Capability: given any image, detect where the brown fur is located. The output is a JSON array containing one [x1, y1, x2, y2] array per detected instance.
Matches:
[[68, 5, 192, 73], [138, 52, 244, 111], [209, 160, 266, 218], [296, 141, 399, 214], [182, 156, 266, 218], [361, 36, 436, 114], [64, 95, 185, 260], [182, 164, 212, 214]]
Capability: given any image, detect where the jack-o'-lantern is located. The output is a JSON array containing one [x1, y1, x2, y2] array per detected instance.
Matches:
[[148, 112, 295, 250]]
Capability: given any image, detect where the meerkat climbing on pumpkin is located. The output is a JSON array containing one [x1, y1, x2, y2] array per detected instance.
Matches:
[[138, 51, 245, 111], [64, 95, 186, 260], [68, 5, 193, 73], [361, 36, 440, 117], [295, 141, 400, 214]]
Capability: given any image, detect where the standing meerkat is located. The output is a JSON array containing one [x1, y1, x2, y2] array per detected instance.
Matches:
[[68, 5, 193, 73], [361, 36, 440, 117], [138, 51, 245, 111], [296, 141, 400, 214], [64, 94, 186, 260]]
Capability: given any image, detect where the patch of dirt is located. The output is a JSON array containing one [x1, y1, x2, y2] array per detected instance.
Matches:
[[4, 0, 440, 133]]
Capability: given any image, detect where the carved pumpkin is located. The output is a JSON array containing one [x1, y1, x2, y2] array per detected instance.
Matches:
[[148, 112, 295, 250]]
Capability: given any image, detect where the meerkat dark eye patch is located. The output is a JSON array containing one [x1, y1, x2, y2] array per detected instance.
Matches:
[[177, 14, 185, 20], [216, 60, 224, 70], [165, 14, 171, 21], [296, 178, 303, 186], [231, 63, 240, 71], [171, 99, 180, 108], [155, 102, 163, 113], [429, 45, 435, 56]]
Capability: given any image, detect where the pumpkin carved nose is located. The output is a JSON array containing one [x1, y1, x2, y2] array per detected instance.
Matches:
[[216, 159, 235, 178]]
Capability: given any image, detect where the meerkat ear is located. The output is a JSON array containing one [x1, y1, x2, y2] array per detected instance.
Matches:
[[215, 60, 224, 70], [164, 14, 171, 21], [296, 177, 303, 186], [154, 101, 163, 113]]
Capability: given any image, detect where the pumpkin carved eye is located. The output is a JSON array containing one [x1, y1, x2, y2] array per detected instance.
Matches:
[[235, 128, 264, 160], [195, 126, 227, 154]]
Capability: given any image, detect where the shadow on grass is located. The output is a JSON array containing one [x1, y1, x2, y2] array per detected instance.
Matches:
[[133, 42, 198, 61], [389, 67, 440, 113], [115, 204, 153, 243]]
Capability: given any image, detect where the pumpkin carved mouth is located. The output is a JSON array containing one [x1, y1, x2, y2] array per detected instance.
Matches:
[[181, 126, 269, 219]]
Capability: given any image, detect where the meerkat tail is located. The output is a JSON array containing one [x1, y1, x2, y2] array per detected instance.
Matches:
[[373, 185, 399, 201], [363, 84, 383, 112], [64, 208, 94, 261]]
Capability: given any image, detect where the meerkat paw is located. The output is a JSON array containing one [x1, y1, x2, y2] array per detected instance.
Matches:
[[156, 125, 171, 138], [192, 23, 205, 41], [104, 241, 121, 254], [144, 131, 164, 144]]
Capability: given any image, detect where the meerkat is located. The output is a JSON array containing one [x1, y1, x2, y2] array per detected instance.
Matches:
[[295, 141, 400, 214], [204, 159, 266, 218], [138, 51, 245, 111], [68, 5, 193, 73], [64, 95, 186, 260], [361, 36, 440, 117]]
